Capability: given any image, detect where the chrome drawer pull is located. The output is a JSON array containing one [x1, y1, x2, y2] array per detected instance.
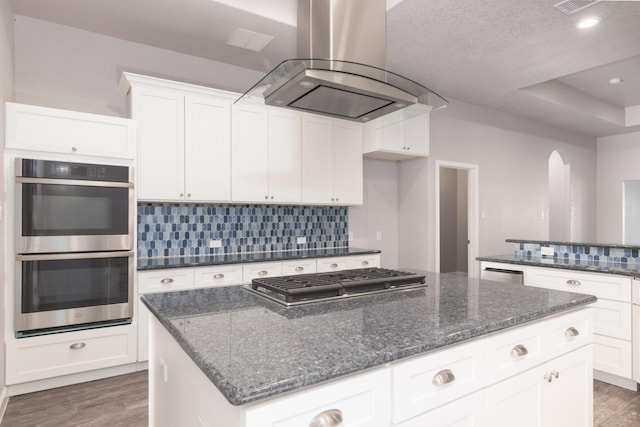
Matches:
[[258, 270, 268, 276], [544, 372, 553, 383], [69, 342, 86, 350], [566, 279, 581, 286], [160, 278, 174, 284], [511, 344, 529, 358], [213, 273, 224, 279], [432, 369, 456, 385], [330, 263, 338, 268], [361, 260, 369, 266], [309, 409, 343, 427], [295, 266, 304, 272], [565, 327, 580, 337], [551, 370, 559, 379]]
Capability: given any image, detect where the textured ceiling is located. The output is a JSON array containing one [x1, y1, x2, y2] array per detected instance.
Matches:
[[10, 0, 640, 138]]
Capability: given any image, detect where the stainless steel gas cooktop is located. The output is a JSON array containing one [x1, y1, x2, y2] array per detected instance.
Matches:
[[246, 267, 427, 306]]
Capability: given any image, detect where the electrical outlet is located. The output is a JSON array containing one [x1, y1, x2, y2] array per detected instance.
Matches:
[[541, 246, 554, 257], [209, 239, 222, 248], [376, 231, 382, 241], [296, 236, 307, 244], [348, 232, 354, 241]]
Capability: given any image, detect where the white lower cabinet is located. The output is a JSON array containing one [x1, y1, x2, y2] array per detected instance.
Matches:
[[6, 324, 136, 385], [395, 391, 487, 427], [316, 254, 381, 272], [487, 345, 592, 427]]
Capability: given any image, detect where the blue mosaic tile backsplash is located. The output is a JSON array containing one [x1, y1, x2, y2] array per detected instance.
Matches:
[[137, 203, 349, 258], [514, 242, 640, 269]]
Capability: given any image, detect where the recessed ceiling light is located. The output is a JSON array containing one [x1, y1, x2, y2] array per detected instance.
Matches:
[[609, 77, 623, 85], [576, 17, 600, 29]]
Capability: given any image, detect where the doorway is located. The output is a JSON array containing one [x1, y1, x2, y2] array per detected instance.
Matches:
[[436, 161, 479, 277]]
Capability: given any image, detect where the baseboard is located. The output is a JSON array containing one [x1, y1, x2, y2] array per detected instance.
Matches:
[[0, 386, 9, 424], [594, 369, 639, 391]]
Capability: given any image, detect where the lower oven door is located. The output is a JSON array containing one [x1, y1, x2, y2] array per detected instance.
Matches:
[[16, 251, 134, 335]]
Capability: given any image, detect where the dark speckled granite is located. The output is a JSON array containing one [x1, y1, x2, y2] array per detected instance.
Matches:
[[141, 272, 596, 406], [506, 239, 640, 250], [137, 247, 380, 270], [478, 254, 640, 278]]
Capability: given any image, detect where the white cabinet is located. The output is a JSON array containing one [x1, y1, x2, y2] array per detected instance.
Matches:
[[5, 324, 136, 385], [231, 104, 301, 203], [363, 104, 430, 161], [486, 345, 592, 427], [121, 72, 234, 202], [526, 266, 633, 382], [316, 254, 380, 272], [301, 114, 363, 205], [5, 102, 136, 159], [242, 262, 283, 283]]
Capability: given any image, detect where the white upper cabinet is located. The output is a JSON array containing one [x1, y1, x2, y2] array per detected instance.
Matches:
[[231, 104, 301, 203], [363, 104, 431, 161], [301, 114, 363, 205], [4, 102, 136, 159], [121, 73, 235, 202]]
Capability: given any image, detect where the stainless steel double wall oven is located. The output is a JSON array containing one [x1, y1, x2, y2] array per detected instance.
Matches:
[[15, 158, 134, 336]]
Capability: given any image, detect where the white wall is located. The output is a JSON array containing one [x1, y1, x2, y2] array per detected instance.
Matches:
[[0, 0, 14, 402], [348, 159, 399, 268], [397, 99, 597, 272], [596, 131, 640, 243], [13, 16, 263, 117]]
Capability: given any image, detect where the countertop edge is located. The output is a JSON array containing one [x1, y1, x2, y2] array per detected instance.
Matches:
[[477, 255, 640, 278]]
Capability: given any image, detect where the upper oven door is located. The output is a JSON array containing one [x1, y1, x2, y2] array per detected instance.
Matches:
[[16, 178, 134, 253]]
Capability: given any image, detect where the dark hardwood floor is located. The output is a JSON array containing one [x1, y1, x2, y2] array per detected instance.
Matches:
[[1, 371, 147, 427], [0, 373, 637, 426]]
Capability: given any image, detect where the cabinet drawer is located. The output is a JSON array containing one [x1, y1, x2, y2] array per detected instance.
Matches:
[[281, 259, 317, 275], [138, 269, 194, 293], [593, 334, 632, 378], [316, 255, 380, 272], [6, 325, 136, 384], [345, 255, 380, 269], [396, 389, 486, 427], [193, 265, 243, 288], [392, 339, 486, 424], [547, 308, 593, 357], [244, 368, 391, 427], [526, 267, 631, 302], [242, 262, 283, 283], [593, 299, 632, 340]]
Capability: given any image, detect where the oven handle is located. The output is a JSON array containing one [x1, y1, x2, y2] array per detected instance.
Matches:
[[17, 251, 134, 261], [16, 177, 134, 188]]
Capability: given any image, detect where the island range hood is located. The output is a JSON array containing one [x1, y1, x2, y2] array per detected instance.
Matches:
[[235, 0, 448, 122]]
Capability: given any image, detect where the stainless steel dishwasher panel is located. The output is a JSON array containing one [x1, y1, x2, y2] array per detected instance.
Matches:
[[481, 267, 524, 284]]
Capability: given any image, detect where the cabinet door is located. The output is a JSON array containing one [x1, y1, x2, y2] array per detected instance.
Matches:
[[377, 120, 403, 152], [301, 114, 334, 204], [185, 95, 231, 201], [333, 120, 363, 205], [132, 87, 185, 200], [403, 111, 429, 156], [231, 104, 269, 202], [268, 108, 301, 203]]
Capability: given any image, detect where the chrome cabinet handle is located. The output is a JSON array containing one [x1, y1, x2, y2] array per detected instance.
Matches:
[[265, 195, 269, 200], [69, 342, 86, 350], [295, 266, 304, 272], [270, 196, 274, 200], [309, 409, 343, 427], [71, 146, 78, 153], [565, 327, 580, 337], [330, 263, 338, 269], [432, 369, 456, 385], [511, 344, 529, 358], [361, 260, 369, 266], [187, 193, 191, 197], [213, 273, 224, 279], [179, 193, 184, 197], [566, 279, 581, 286], [258, 270, 268, 276], [551, 370, 559, 379], [543, 370, 560, 383], [160, 278, 174, 284], [544, 372, 553, 383]]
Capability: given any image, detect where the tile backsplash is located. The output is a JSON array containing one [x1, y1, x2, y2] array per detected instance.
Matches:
[[514, 242, 640, 268], [137, 203, 348, 258]]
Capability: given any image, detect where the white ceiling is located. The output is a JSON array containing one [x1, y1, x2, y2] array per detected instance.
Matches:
[[10, 0, 640, 138]]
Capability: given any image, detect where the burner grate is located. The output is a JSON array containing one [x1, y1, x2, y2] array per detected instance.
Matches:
[[251, 267, 426, 304]]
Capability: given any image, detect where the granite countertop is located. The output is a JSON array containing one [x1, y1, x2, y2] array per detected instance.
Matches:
[[141, 272, 596, 406], [137, 247, 380, 270], [478, 254, 640, 278]]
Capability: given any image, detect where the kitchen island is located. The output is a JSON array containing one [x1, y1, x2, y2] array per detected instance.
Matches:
[[141, 271, 596, 427]]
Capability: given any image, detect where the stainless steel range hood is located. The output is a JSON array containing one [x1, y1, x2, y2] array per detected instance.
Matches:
[[235, 0, 448, 122]]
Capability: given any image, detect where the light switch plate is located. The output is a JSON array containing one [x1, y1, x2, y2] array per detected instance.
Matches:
[[541, 246, 554, 257], [209, 239, 222, 248], [296, 236, 307, 244]]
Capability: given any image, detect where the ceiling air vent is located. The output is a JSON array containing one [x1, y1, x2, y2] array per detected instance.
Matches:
[[553, 0, 600, 15]]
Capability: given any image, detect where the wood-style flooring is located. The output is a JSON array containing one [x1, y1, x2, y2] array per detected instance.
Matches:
[[0, 374, 637, 426], [1, 371, 147, 427]]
